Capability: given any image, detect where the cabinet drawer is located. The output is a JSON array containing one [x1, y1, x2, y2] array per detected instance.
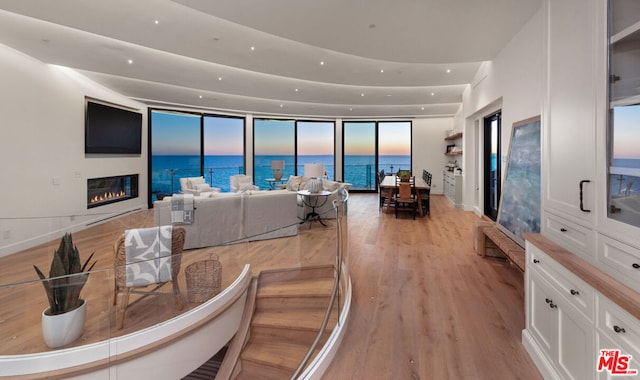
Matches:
[[543, 211, 595, 260], [598, 296, 640, 356], [597, 234, 640, 293], [530, 245, 595, 322]]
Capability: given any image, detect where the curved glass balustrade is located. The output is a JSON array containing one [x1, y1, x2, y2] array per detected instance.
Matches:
[[0, 188, 349, 379]]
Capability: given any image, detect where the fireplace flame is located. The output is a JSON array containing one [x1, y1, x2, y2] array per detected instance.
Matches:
[[90, 190, 126, 204]]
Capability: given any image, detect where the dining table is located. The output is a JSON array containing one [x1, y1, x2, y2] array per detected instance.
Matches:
[[379, 175, 431, 216]]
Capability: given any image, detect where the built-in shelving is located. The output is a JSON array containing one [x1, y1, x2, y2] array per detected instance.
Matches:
[[444, 132, 463, 155], [444, 132, 463, 141]]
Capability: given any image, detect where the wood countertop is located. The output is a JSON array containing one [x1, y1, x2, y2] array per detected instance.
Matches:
[[524, 233, 640, 320]]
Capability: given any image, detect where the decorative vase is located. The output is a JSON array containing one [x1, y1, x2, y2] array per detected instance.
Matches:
[[41, 299, 87, 348], [307, 178, 323, 193], [273, 169, 283, 181]]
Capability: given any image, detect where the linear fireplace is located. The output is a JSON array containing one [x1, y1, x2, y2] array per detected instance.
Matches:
[[87, 174, 138, 209]]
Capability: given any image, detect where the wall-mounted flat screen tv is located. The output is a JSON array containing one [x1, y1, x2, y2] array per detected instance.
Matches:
[[85, 100, 142, 154]]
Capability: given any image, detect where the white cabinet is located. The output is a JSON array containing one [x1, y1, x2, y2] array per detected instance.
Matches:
[[542, 0, 598, 242], [525, 243, 594, 380], [524, 236, 640, 380], [443, 171, 462, 208]]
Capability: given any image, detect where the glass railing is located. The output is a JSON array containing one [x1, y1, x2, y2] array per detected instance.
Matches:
[[151, 161, 410, 198], [0, 187, 349, 379]]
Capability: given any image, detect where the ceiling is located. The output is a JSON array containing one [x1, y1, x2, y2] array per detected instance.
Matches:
[[0, 0, 540, 119]]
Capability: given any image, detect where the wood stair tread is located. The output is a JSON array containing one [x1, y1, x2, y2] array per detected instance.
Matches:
[[257, 277, 334, 298], [252, 308, 337, 330], [241, 340, 312, 370]]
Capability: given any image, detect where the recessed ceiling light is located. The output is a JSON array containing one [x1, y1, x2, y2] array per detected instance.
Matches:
[[446, 69, 451, 73], [349, 108, 353, 111], [361, 93, 365, 97], [380, 69, 384, 73], [279, 104, 284, 108], [250, 46, 255, 51], [218, 77, 222, 81], [431, 92, 435, 96], [320, 61, 325, 66], [386, 94, 392, 97], [154, 20, 159, 25], [295, 88, 299, 92], [199, 95, 203, 99], [421, 107, 425, 110], [127, 59, 133, 64]]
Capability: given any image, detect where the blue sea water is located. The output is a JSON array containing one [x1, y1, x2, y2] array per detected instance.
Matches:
[[611, 158, 640, 196], [151, 154, 411, 199]]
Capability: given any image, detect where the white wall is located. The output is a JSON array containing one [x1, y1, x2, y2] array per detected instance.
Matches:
[[412, 117, 455, 195], [0, 44, 148, 256], [460, 9, 543, 213]]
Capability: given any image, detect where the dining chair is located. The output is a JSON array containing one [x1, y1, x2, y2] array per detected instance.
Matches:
[[394, 176, 417, 219]]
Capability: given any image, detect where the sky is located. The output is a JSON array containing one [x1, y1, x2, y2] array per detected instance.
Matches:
[[613, 106, 640, 159], [152, 112, 412, 157]]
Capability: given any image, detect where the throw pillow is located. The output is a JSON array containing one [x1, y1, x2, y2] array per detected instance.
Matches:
[[239, 182, 255, 191], [322, 180, 340, 192], [187, 176, 205, 189], [196, 183, 212, 192], [286, 176, 303, 191]]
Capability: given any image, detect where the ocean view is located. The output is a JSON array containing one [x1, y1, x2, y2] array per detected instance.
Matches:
[[151, 154, 411, 200]]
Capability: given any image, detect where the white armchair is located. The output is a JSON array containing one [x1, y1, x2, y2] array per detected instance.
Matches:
[[230, 174, 259, 192], [179, 176, 220, 196]]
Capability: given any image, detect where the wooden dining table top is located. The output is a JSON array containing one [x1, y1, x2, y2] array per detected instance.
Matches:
[[379, 175, 431, 190]]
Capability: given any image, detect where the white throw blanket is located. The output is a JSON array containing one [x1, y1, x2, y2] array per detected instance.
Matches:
[[124, 226, 173, 287], [171, 194, 194, 224]]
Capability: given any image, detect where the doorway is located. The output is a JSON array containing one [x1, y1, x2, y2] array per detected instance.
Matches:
[[483, 112, 501, 220]]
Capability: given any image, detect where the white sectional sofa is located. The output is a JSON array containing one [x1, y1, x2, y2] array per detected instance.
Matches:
[[154, 190, 299, 250]]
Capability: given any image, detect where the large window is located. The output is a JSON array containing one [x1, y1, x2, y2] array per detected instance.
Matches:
[[204, 115, 245, 192], [150, 110, 201, 202], [254, 119, 295, 189], [378, 121, 412, 175], [297, 121, 335, 179], [607, 1, 640, 227], [343, 121, 411, 191], [344, 122, 377, 190]]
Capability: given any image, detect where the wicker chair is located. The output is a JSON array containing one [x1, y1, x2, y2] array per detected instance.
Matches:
[[113, 227, 185, 329]]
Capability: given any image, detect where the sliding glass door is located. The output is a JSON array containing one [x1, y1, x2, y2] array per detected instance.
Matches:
[[253, 119, 295, 189], [343, 122, 377, 190], [297, 121, 335, 179], [378, 121, 412, 175], [203, 115, 245, 192], [149, 110, 201, 202]]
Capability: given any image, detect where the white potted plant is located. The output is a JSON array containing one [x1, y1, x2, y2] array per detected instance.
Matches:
[[33, 233, 96, 348]]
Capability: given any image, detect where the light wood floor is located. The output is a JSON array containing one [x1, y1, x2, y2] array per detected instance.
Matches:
[[0, 194, 541, 379]]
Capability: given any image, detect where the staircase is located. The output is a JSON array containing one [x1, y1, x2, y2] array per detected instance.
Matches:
[[233, 265, 337, 379]]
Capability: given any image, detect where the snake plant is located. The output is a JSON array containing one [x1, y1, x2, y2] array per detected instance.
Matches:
[[33, 233, 97, 315]]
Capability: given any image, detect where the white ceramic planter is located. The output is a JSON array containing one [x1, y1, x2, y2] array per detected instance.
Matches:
[[41, 299, 87, 348]]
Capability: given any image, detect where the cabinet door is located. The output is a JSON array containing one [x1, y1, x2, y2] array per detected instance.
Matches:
[[557, 304, 594, 380], [542, 0, 597, 226], [529, 272, 558, 358]]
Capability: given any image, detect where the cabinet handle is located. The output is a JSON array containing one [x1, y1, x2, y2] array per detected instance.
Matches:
[[633, 263, 640, 269], [613, 325, 626, 334], [560, 228, 567, 232], [579, 180, 591, 213], [549, 303, 557, 309], [545, 298, 552, 304], [570, 289, 579, 296], [533, 259, 540, 264]]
